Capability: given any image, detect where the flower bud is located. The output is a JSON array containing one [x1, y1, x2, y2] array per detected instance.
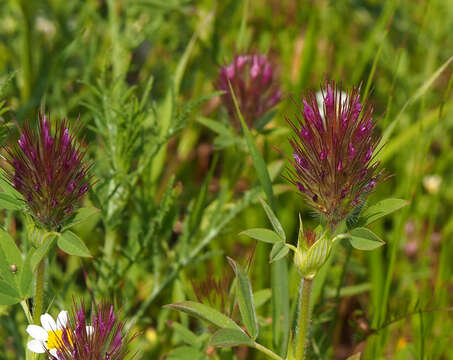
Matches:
[[216, 53, 281, 129], [3, 112, 91, 230], [294, 226, 331, 280]]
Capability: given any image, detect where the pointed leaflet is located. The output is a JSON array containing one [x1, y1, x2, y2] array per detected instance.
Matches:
[[61, 207, 100, 231], [165, 301, 241, 330], [359, 198, 409, 226], [31, 235, 58, 271], [348, 227, 385, 250], [57, 231, 91, 257], [240, 228, 282, 244], [227, 257, 258, 339], [259, 198, 286, 240], [270, 242, 289, 263], [209, 328, 253, 348]]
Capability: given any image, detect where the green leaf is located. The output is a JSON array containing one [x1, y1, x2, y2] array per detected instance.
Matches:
[[253, 289, 271, 309], [0, 193, 23, 210], [240, 228, 282, 244], [258, 198, 286, 240], [213, 134, 239, 149], [166, 346, 208, 360], [227, 257, 258, 339], [228, 82, 276, 211], [19, 253, 33, 299], [170, 322, 201, 348], [255, 110, 276, 131], [196, 117, 234, 137], [348, 228, 385, 251], [360, 198, 409, 226], [0, 279, 20, 305], [57, 231, 91, 257], [165, 301, 241, 330], [270, 242, 289, 263], [31, 235, 58, 271], [0, 228, 22, 287], [0, 228, 22, 265], [62, 207, 100, 231], [0, 170, 24, 200], [209, 328, 253, 348]]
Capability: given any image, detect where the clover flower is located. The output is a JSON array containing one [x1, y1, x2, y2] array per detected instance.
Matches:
[[217, 53, 281, 128], [2, 112, 91, 229], [286, 81, 384, 227], [26, 311, 93, 358], [46, 302, 135, 360]]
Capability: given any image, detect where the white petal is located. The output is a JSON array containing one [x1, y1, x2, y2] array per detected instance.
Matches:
[[27, 340, 46, 353], [41, 313, 57, 331], [86, 326, 94, 336], [49, 349, 58, 357], [26, 325, 48, 341], [56, 310, 69, 329]]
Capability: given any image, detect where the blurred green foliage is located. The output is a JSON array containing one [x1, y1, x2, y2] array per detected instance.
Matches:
[[0, 0, 452, 359]]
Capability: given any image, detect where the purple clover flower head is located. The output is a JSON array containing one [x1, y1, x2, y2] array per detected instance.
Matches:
[[50, 301, 136, 360], [3, 112, 91, 229], [285, 81, 385, 227], [216, 53, 281, 129]]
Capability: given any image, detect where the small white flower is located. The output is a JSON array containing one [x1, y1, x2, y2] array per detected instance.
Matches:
[[27, 311, 68, 357], [26, 311, 94, 358]]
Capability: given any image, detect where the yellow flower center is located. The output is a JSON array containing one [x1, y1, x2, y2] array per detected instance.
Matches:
[[47, 330, 72, 350]]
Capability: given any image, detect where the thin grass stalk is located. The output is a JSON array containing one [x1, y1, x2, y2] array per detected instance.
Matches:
[[18, 0, 34, 102]]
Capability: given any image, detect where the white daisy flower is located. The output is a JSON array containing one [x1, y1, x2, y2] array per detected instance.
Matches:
[[26, 311, 95, 358], [26, 311, 69, 357]]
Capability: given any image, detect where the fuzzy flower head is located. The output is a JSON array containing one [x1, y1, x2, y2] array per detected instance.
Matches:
[[286, 81, 384, 226], [3, 112, 91, 230], [49, 302, 135, 360], [217, 53, 281, 128]]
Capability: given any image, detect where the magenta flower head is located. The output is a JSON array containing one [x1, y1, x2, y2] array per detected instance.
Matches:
[[217, 53, 281, 128], [51, 301, 136, 360], [2, 112, 91, 230], [286, 81, 384, 227]]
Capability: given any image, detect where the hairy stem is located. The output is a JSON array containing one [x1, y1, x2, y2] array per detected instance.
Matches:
[[253, 342, 284, 360], [295, 278, 313, 359], [33, 259, 45, 324]]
